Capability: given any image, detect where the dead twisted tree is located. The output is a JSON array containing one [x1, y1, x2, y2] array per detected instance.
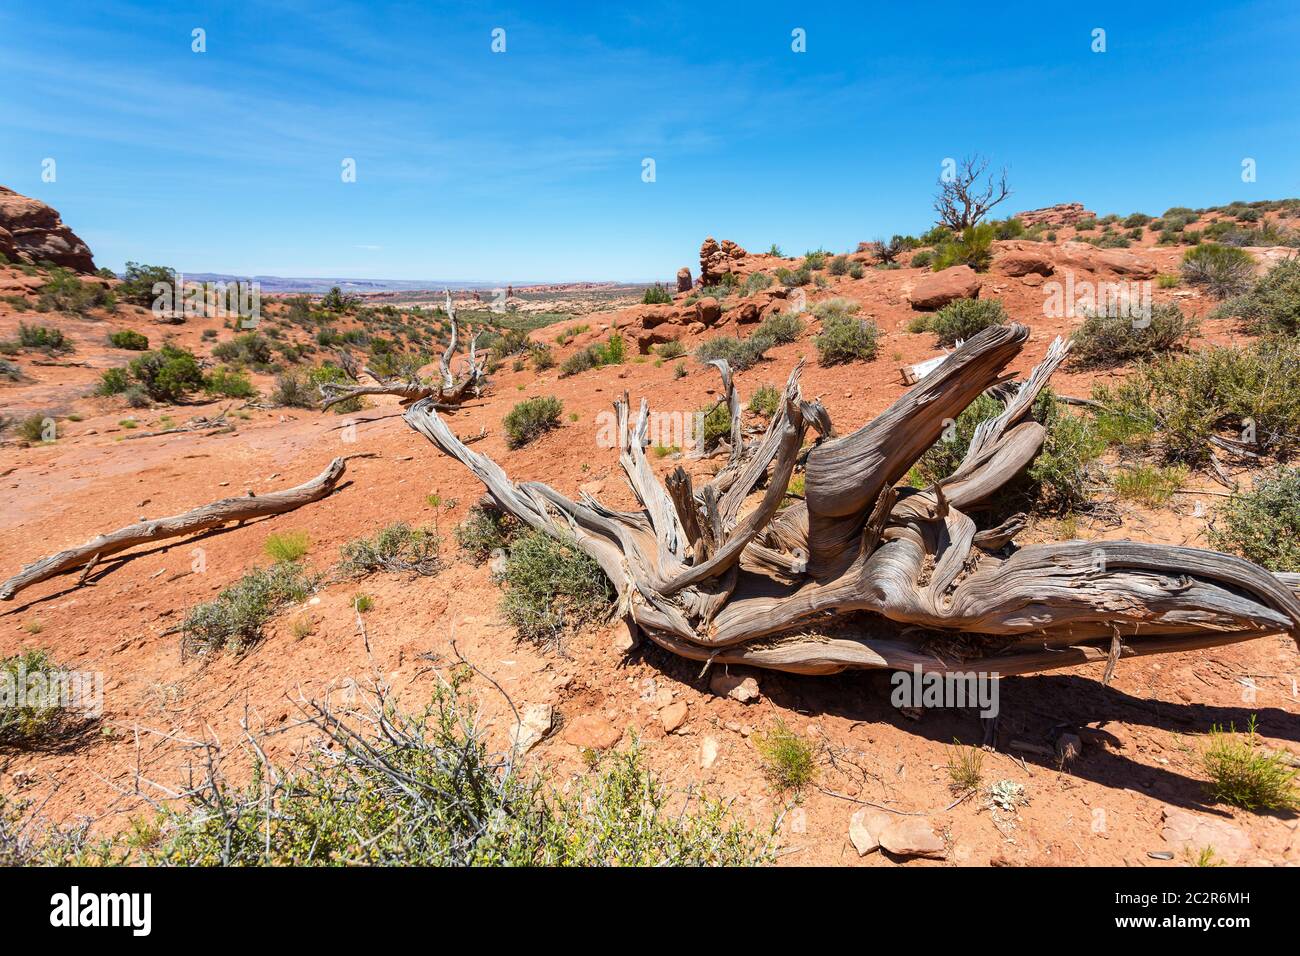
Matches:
[[404, 323, 1300, 678], [319, 290, 486, 411]]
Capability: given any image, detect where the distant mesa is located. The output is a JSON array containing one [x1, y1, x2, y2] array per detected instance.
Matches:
[[0, 185, 96, 273]]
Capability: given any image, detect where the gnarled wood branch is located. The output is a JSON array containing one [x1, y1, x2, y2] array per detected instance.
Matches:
[[403, 322, 1300, 680]]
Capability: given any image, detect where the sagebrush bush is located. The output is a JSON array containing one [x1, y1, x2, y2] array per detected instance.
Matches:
[[695, 334, 767, 371], [16, 413, 55, 444], [1209, 467, 1300, 571], [655, 339, 685, 359], [754, 310, 804, 345], [1180, 243, 1255, 298], [108, 329, 149, 350], [0, 650, 92, 750], [454, 506, 518, 563], [1215, 256, 1300, 334], [1069, 303, 1198, 368], [36, 269, 115, 315], [501, 529, 612, 644], [182, 562, 320, 655], [338, 522, 441, 576], [503, 396, 563, 448], [559, 331, 625, 377], [18, 322, 73, 354], [814, 311, 879, 365], [212, 332, 274, 369], [926, 297, 1007, 346], [912, 394, 1003, 486]]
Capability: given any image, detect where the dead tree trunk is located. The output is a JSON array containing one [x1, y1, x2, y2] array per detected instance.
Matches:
[[319, 290, 486, 411], [0, 458, 346, 601], [403, 323, 1300, 678]]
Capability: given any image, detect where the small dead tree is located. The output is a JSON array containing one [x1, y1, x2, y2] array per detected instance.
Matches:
[[404, 324, 1300, 680], [319, 290, 486, 411], [934, 155, 1012, 231]]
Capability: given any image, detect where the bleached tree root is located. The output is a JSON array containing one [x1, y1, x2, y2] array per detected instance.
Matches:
[[0, 458, 347, 601], [403, 323, 1300, 679]]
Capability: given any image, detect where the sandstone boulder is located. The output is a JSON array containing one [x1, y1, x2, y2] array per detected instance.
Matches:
[[709, 670, 760, 703], [993, 241, 1055, 277], [1055, 241, 1157, 279], [0, 186, 96, 272], [676, 267, 693, 292], [562, 714, 622, 750], [1161, 808, 1253, 865], [695, 296, 723, 326], [907, 265, 982, 310]]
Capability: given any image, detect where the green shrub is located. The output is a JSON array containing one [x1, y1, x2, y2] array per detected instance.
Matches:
[[828, 254, 849, 276], [642, 283, 672, 304], [320, 286, 359, 312], [1200, 717, 1298, 811], [108, 329, 149, 350], [755, 720, 816, 792], [264, 531, 311, 563], [0, 650, 92, 749], [36, 269, 115, 315], [932, 224, 995, 272], [1180, 243, 1255, 298], [182, 562, 320, 655], [912, 393, 1003, 486], [204, 366, 257, 399], [741, 272, 773, 295], [754, 310, 804, 345], [813, 300, 878, 365], [1069, 303, 1198, 368], [1028, 394, 1106, 513], [127, 345, 204, 401], [655, 339, 685, 359], [338, 522, 441, 576], [910, 250, 932, 269], [1093, 340, 1300, 465], [504, 396, 562, 448], [926, 297, 1007, 346], [16, 413, 55, 444], [17, 323, 72, 353], [695, 334, 768, 371], [774, 265, 811, 288], [116, 262, 175, 307], [747, 384, 781, 418], [559, 331, 625, 377], [211, 331, 273, 368], [1209, 467, 1300, 571], [454, 506, 518, 563], [500, 530, 612, 644], [1215, 256, 1300, 334]]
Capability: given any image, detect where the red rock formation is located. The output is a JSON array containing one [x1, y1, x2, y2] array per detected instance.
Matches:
[[907, 265, 982, 310], [699, 237, 747, 285], [0, 186, 96, 272], [1015, 202, 1094, 229], [676, 267, 693, 292]]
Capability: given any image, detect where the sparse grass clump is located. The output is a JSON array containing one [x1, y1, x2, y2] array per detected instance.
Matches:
[[0, 650, 93, 750], [182, 562, 320, 655], [108, 329, 149, 350], [811, 298, 878, 365], [747, 384, 781, 418], [17, 323, 73, 354], [1069, 303, 1199, 369], [925, 297, 1007, 347], [1200, 717, 1298, 811], [1180, 243, 1255, 299], [16, 413, 56, 444], [503, 395, 563, 448], [754, 720, 816, 792], [1113, 464, 1188, 507], [946, 741, 984, 792], [1215, 256, 1300, 335], [454, 506, 519, 563], [1209, 467, 1300, 571], [500, 529, 613, 645], [338, 522, 441, 576], [263, 531, 311, 563]]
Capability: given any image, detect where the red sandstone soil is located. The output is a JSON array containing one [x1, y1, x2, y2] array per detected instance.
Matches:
[[1, 216, 1298, 867]]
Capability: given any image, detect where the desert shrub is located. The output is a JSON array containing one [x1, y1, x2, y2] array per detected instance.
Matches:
[[912, 394, 1002, 485], [1200, 717, 1298, 811], [1028, 395, 1106, 513], [774, 265, 811, 288], [741, 272, 773, 295], [932, 223, 995, 272], [264, 531, 310, 563], [1180, 243, 1255, 298], [559, 331, 625, 377], [17, 323, 71, 354], [699, 400, 732, 450], [1124, 212, 1152, 228], [848, 262, 866, 279], [655, 339, 685, 359], [454, 506, 518, 563], [694, 334, 767, 371], [36, 269, 115, 315], [182, 562, 320, 655], [1112, 464, 1188, 507], [803, 249, 829, 271], [747, 384, 781, 418], [754, 310, 804, 345], [754, 720, 816, 792], [1215, 256, 1300, 334], [0, 650, 94, 749], [813, 301, 878, 365], [338, 522, 441, 576], [993, 217, 1024, 240], [828, 254, 849, 276], [0, 359, 21, 383], [531, 345, 555, 370], [947, 742, 984, 792], [1209, 467, 1300, 571], [642, 283, 672, 305], [212, 331, 273, 368], [320, 286, 359, 312], [108, 329, 149, 350], [927, 297, 1007, 346], [204, 366, 257, 398], [504, 396, 562, 448], [16, 413, 55, 444], [910, 249, 933, 269], [500, 529, 612, 645], [117, 262, 175, 307], [1069, 303, 1198, 368], [1093, 340, 1300, 465], [127, 345, 204, 401]]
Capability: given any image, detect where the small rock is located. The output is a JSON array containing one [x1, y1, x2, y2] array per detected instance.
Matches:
[[700, 735, 719, 769], [488, 549, 508, 576], [849, 807, 889, 856], [879, 817, 947, 859], [709, 670, 760, 703], [660, 700, 688, 733], [510, 703, 554, 754], [608, 619, 639, 653], [562, 714, 622, 750], [1161, 808, 1253, 865]]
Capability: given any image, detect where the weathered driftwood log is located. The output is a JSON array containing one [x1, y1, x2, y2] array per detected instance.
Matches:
[[0, 458, 346, 601], [403, 323, 1300, 678], [319, 290, 485, 411]]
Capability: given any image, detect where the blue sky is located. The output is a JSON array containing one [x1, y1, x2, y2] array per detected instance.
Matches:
[[2, 1, 1298, 281]]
